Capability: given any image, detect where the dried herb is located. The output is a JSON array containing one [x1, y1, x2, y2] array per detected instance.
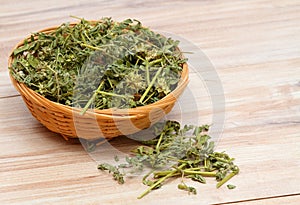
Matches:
[[227, 184, 236, 189], [97, 163, 125, 184], [177, 183, 197, 195], [9, 17, 186, 113], [97, 120, 239, 199]]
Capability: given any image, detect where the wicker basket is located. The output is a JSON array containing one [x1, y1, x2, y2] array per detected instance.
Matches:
[[8, 24, 189, 141]]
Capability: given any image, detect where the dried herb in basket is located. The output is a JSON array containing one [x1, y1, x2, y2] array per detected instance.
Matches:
[[9, 17, 186, 112], [97, 120, 239, 199]]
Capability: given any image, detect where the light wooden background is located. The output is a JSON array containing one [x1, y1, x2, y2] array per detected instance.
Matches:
[[0, 0, 299, 204]]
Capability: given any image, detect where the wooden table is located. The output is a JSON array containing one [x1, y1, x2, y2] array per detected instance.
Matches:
[[1, 0, 299, 204]]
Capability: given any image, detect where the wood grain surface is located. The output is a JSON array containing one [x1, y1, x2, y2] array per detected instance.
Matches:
[[0, 0, 299, 204]]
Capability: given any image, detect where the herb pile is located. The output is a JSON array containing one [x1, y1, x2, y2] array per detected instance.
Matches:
[[9, 17, 186, 112], [98, 121, 239, 199]]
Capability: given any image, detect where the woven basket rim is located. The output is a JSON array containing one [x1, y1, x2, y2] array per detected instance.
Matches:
[[8, 21, 189, 119]]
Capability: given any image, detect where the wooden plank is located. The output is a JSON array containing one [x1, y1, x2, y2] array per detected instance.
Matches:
[[215, 194, 300, 205], [245, 195, 300, 205], [0, 72, 19, 98]]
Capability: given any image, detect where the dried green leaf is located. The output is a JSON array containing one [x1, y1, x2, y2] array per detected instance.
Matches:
[[227, 184, 236, 189], [189, 174, 206, 184]]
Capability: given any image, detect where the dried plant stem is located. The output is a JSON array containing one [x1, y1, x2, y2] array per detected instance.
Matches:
[[216, 170, 239, 188], [154, 170, 216, 178], [138, 163, 186, 199], [139, 67, 163, 103], [80, 81, 104, 115], [47, 65, 60, 102], [80, 43, 118, 60]]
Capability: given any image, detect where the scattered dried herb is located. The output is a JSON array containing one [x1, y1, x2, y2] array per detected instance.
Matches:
[[97, 163, 125, 184], [227, 184, 236, 189], [9, 17, 186, 113], [177, 183, 197, 195], [97, 120, 239, 199]]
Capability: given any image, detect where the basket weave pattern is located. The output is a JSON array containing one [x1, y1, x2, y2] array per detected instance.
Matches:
[[8, 26, 189, 141]]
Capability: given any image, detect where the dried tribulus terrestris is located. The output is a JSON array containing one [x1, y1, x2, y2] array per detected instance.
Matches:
[[98, 120, 239, 199], [9, 17, 186, 114]]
